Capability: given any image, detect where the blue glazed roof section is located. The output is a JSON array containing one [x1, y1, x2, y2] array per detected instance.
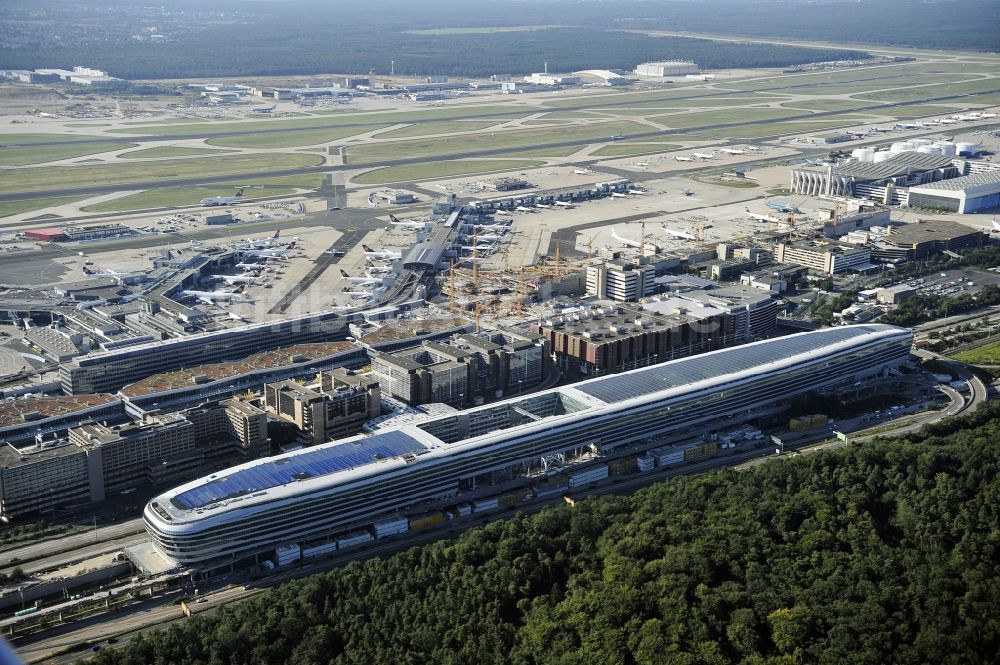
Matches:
[[574, 325, 892, 404], [171, 430, 427, 510]]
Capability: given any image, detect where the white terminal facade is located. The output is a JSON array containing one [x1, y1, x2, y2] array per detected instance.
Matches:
[[142, 325, 912, 568]]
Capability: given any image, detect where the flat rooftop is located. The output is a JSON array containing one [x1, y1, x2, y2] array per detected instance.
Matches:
[[801, 153, 955, 182], [0, 394, 119, 428], [886, 219, 984, 244], [360, 317, 471, 345], [120, 341, 357, 396], [909, 169, 1000, 192]]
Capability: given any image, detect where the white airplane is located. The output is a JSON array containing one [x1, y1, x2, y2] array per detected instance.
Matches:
[[200, 188, 245, 207], [461, 243, 498, 253], [610, 192, 630, 199], [719, 147, 746, 155], [251, 105, 277, 114], [472, 234, 505, 242], [180, 287, 246, 305], [554, 200, 575, 208], [940, 118, 958, 125], [494, 210, 513, 217], [365, 264, 393, 276], [894, 123, 921, 130], [991, 220, 1000, 232], [210, 274, 263, 285], [339, 269, 391, 286], [765, 202, 797, 213], [747, 145, 762, 151], [611, 229, 641, 248], [572, 168, 594, 175], [674, 155, 694, 162], [693, 152, 715, 160], [514, 206, 536, 213], [801, 159, 826, 167], [535, 203, 553, 209], [242, 230, 293, 249], [236, 262, 269, 271], [662, 227, 698, 241], [469, 223, 509, 232], [388, 214, 429, 231], [243, 245, 293, 259], [745, 208, 781, 223], [83, 266, 127, 279], [362, 244, 402, 260], [628, 188, 647, 196]]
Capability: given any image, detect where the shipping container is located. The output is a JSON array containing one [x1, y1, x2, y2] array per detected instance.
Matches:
[[569, 464, 609, 488], [374, 517, 409, 538], [301, 541, 338, 558], [607, 456, 637, 476], [409, 512, 446, 531], [472, 497, 500, 513], [450, 503, 472, 517], [637, 455, 655, 472], [336, 530, 373, 549], [275, 544, 301, 566], [683, 441, 718, 462], [499, 490, 531, 508]]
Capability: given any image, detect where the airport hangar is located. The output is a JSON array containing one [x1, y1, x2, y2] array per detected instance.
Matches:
[[142, 324, 913, 568]]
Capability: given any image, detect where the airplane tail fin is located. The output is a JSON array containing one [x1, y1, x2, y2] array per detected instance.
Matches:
[[340, 269, 350, 278], [235, 285, 245, 294], [83, 267, 93, 274], [362, 244, 374, 252], [273, 230, 280, 239], [287, 242, 296, 249], [235, 188, 245, 198], [389, 214, 400, 223]]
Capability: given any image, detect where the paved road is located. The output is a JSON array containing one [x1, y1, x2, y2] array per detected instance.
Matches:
[[267, 227, 366, 314]]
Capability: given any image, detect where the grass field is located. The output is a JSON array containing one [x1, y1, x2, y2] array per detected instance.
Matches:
[[778, 99, 873, 112], [0, 196, 88, 218], [351, 159, 542, 184], [499, 146, 583, 158], [858, 77, 1000, 102], [0, 153, 323, 196], [375, 120, 508, 139], [81, 173, 324, 212], [119, 146, 234, 159], [653, 107, 802, 128], [206, 125, 391, 148], [110, 105, 528, 138], [886, 103, 964, 119], [951, 340, 1000, 365], [591, 143, 680, 157], [344, 121, 651, 164], [0, 141, 135, 166], [0, 133, 107, 144]]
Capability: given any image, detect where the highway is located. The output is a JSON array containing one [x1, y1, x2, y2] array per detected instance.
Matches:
[[0, 520, 144, 575]]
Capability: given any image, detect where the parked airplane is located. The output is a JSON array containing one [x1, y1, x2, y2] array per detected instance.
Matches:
[[662, 227, 698, 241], [628, 188, 647, 196], [251, 105, 277, 114], [472, 234, 505, 243], [389, 214, 430, 231], [461, 242, 498, 254], [610, 192, 630, 199], [243, 230, 291, 249], [765, 202, 797, 213], [180, 286, 246, 305], [674, 155, 694, 162], [365, 264, 393, 276], [210, 274, 263, 286], [801, 159, 826, 167], [236, 262, 270, 271], [611, 229, 641, 248], [83, 266, 127, 279], [572, 168, 594, 175], [693, 152, 715, 160], [894, 123, 921, 130], [243, 244, 294, 259], [494, 210, 514, 217], [200, 188, 245, 207], [514, 205, 537, 213], [339, 269, 392, 286], [747, 145, 762, 151], [554, 200, 575, 208], [361, 244, 402, 260], [991, 220, 1000, 232], [745, 208, 780, 223], [680, 188, 694, 196], [719, 147, 746, 155]]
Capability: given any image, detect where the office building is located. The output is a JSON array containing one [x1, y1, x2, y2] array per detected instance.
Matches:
[[141, 325, 912, 567], [0, 399, 266, 520], [61, 311, 350, 394], [264, 368, 381, 445], [774, 240, 873, 275], [871, 219, 985, 262], [586, 262, 657, 302]]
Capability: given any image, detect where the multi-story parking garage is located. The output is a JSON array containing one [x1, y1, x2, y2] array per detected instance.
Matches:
[[142, 324, 913, 568]]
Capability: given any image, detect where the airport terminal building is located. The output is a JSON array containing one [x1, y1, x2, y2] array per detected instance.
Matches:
[[142, 324, 912, 568]]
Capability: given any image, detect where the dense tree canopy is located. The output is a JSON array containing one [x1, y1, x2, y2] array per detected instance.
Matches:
[[90, 401, 1000, 664]]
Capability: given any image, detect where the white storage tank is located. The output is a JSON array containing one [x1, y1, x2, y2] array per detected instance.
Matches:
[[956, 142, 979, 156], [873, 151, 894, 163], [917, 145, 941, 155], [890, 142, 915, 153], [935, 141, 957, 155], [910, 138, 932, 147]]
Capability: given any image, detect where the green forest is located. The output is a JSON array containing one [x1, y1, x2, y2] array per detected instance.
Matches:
[[90, 402, 1000, 664]]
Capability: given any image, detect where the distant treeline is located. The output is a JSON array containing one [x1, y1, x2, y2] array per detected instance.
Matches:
[[88, 401, 1000, 665], [0, 29, 871, 80]]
